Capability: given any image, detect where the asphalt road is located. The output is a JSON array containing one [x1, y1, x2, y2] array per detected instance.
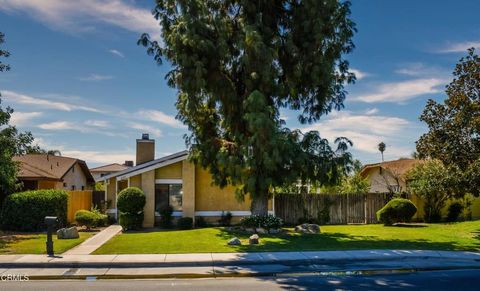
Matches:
[[1, 269, 479, 290]]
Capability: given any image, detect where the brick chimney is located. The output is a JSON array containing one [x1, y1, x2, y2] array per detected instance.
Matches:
[[136, 133, 155, 166]]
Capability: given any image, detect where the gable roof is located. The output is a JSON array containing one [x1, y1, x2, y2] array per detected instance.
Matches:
[[90, 163, 129, 173], [100, 151, 188, 181], [13, 154, 95, 183], [360, 159, 423, 179]]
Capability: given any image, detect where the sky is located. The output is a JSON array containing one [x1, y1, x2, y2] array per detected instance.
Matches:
[[0, 0, 479, 168]]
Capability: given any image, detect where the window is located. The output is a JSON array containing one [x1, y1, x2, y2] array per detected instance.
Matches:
[[155, 184, 183, 215], [81, 186, 85, 190], [71, 185, 76, 190], [63, 182, 67, 187]]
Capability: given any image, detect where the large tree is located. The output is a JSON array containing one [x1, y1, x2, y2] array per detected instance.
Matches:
[[416, 48, 480, 196], [140, 1, 356, 215]]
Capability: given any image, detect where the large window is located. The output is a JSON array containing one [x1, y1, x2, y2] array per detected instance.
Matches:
[[155, 184, 183, 215]]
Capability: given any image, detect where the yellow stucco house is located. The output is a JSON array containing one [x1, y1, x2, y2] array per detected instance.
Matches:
[[101, 134, 272, 228]]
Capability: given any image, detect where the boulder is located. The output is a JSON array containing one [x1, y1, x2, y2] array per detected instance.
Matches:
[[249, 234, 260, 245], [57, 227, 79, 239], [294, 223, 321, 234], [256, 227, 267, 234], [227, 237, 241, 245]]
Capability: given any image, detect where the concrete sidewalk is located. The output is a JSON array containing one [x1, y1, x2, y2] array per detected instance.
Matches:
[[0, 250, 479, 269], [62, 225, 122, 255]]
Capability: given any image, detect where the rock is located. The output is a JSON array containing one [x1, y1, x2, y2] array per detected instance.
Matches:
[[249, 234, 260, 245], [294, 223, 321, 234], [245, 228, 255, 233], [268, 228, 281, 234], [227, 237, 241, 245], [256, 227, 267, 234], [57, 227, 79, 239]]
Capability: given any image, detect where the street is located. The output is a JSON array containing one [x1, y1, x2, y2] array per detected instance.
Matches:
[[1, 269, 479, 290]]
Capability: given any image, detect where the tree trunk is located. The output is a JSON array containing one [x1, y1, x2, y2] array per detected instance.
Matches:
[[250, 194, 269, 216]]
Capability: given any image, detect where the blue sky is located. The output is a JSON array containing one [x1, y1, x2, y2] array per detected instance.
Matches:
[[1, 0, 479, 167]]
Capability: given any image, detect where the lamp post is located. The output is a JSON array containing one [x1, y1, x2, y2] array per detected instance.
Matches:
[[44, 216, 58, 257]]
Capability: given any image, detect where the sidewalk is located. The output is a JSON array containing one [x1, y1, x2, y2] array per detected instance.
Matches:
[[62, 225, 122, 255]]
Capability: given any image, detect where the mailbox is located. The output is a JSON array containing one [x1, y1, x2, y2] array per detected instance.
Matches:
[[44, 216, 58, 256]]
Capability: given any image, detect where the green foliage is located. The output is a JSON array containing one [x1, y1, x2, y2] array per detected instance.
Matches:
[[240, 214, 283, 230], [177, 217, 193, 230], [195, 216, 208, 228], [376, 198, 417, 226], [90, 206, 108, 227], [416, 48, 480, 196], [119, 212, 144, 231], [446, 202, 464, 222], [158, 205, 173, 228], [1, 190, 68, 231], [407, 160, 460, 222], [75, 210, 98, 229], [218, 211, 233, 226], [140, 1, 356, 215], [117, 187, 146, 213]]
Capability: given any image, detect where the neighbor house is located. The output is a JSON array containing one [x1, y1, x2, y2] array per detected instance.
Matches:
[[100, 134, 273, 227], [90, 162, 132, 182], [359, 159, 423, 193], [13, 154, 95, 191]]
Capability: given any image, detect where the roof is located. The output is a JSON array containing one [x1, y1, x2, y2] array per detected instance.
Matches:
[[360, 159, 423, 178], [13, 154, 95, 183], [100, 151, 188, 181], [90, 163, 129, 173]]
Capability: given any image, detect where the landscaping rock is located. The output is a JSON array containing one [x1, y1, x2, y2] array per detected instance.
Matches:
[[249, 234, 260, 245], [227, 237, 241, 245], [245, 228, 255, 233], [256, 227, 267, 234], [268, 228, 281, 234], [294, 223, 321, 234], [57, 227, 79, 239]]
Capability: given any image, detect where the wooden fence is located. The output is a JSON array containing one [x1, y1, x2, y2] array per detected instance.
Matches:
[[274, 193, 396, 225], [67, 190, 92, 223]]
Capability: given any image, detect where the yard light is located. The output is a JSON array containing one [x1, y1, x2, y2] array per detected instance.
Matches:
[[44, 216, 58, 256]]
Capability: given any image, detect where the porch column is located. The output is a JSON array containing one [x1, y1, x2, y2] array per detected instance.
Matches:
[[142, 170, 155, 228], [182, 160, 196, 221]]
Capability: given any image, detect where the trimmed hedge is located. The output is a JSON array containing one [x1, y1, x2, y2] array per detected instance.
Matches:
[[117, 187, 146, 231], [446, 202, 463, 222], [75, 209, 108, 228], [377, 198, 417, 226], [240, 214, 283, 230], [1, 189, 68, 231]]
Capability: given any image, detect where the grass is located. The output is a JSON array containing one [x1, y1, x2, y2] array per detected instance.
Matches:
[[0, 231, 94, 254], [94, 220, 480, 254]]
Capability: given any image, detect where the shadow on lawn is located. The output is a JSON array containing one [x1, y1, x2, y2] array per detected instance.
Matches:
[[0, 232, 43, 253], [215, 228, 480, 252]]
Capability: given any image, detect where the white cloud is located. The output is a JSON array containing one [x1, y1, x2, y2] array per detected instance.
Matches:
[[0, 0, 161, 39], [38, 120, 127, 137], [350, 68, 369, 80], [128, 122, 162, 137], [10, 111, 43, 126], [38, 121, 80, 131], [364, 108, 379, 115], [137, 110, 184, 128], [84, 120, 109, 128], [109, 49, 124, 58], [352, 78, 445, 103], [79, 74, 113, 81], [301, 111, 413, 157], [437, 41, 480, 53], [2, 90, 103, 113], [395, 63, 448, 78]]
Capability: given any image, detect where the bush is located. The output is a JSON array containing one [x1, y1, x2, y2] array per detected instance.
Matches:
[[446, 202, 463, 222], [376, 198, 417, 226], [90, 206, 108, 227], [177, 217, 193, 230], [195, 216, 208, 228], [158, 205, 173, 228], [117, 187, 146, 231], [75, 210, 98, 228], [1, 190, 68, 231], [218, 211, 233, 226], [240, 214, 283, 230]]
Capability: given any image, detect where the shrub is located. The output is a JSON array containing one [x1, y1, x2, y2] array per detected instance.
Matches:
[[195, 216, 208, 228], [158, 205, 173, 228], [240, 214, 283, 230], [75, 210, 98, 229], [177, 217, 193, 230], [117, 187, 146, 231], [1, 190, 68, 231], [446, 202, 463, 222], [218, 211, 233, 226], [90, 206, 108, 227], [376, 198, 417, 226]]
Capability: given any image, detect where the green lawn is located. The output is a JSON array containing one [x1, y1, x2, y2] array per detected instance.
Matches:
[[94, 220, 480, 254], [0, 232, 93, 254]]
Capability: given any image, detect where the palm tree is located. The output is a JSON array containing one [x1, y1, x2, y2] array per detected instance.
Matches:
[[378, 142, 386, 162]]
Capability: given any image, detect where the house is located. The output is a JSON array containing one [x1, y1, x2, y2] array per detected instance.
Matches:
[[100, 134, 273, 227], [90, 162, 132, 182], [359, 159, 423, 193], [13, 154, 95, 191]]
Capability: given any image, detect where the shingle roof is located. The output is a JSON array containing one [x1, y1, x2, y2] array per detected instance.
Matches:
[[360, 159, 424, 178], [90, 163, 129, 173], [13, 154, 94, 182]]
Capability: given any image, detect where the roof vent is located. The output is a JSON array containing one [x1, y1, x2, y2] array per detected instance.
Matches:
[[142, 133, 150, 140]]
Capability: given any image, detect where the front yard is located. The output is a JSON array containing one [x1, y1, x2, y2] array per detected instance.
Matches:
[[94, 220, 480, 254], [0, 231, 93, 254]]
